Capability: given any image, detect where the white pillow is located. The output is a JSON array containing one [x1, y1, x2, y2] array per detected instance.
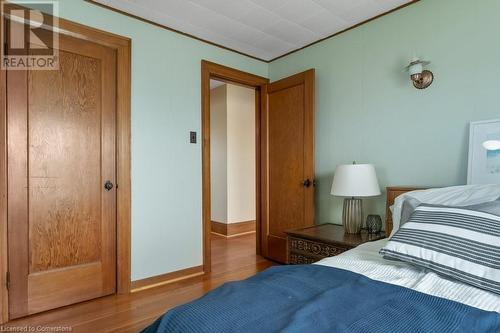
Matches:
[[390, 184, 500, 238]]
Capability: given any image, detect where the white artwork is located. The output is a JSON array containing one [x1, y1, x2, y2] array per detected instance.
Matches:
[[468, 119, 500, 184]]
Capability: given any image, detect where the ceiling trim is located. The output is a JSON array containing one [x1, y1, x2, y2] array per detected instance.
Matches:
[[84, 0, 420, 64], [269, 0, 420, 62], [84, 0, 267, 62]]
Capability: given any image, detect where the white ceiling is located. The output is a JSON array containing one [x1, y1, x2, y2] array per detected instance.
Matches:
[[94, 0, 413, 61]]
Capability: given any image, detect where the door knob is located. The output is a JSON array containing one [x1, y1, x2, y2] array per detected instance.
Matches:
[[104, 180, 114, 191], [302, 179, 312, 188]]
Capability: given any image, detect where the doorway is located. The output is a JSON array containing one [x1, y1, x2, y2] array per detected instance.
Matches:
[[209, 79, 258, 267], [201, 61, 267, 272], [201, 61, 316, 271]]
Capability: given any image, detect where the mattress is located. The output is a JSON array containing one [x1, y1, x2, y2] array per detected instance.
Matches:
[[316, 239, 500, 313]]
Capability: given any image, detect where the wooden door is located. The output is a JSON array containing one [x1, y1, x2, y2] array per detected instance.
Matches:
[[262, 70, 315, 263], [6, 25, 117, 318]]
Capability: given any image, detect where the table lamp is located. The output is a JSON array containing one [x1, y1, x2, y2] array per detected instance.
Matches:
[[331, 163, 381, 234]]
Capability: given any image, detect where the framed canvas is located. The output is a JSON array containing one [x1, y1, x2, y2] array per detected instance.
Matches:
[[468, 119, 500, 184]]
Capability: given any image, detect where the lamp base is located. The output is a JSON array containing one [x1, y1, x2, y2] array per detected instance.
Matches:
[[342, 198, 363, 234]]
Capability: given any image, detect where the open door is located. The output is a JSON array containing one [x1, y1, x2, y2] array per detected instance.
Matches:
[[261, 69, 315, 263]]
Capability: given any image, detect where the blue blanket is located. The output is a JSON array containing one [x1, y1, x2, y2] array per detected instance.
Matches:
[[142, 265, 500, 333]]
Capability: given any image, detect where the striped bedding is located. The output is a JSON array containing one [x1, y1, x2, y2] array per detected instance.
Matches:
[[318, 240, 500, 313], [380, 203, 500, 295]]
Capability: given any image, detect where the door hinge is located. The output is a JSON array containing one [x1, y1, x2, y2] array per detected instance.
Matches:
[[6, 271, 10, 290]]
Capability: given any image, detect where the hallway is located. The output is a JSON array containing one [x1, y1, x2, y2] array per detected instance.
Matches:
[[211, 233, 266, 273]]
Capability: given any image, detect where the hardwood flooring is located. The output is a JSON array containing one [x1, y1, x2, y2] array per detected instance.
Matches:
[[4, 233, 275, 332]]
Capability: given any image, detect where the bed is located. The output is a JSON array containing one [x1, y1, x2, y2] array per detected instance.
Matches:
[[143, 186, 500, 333]]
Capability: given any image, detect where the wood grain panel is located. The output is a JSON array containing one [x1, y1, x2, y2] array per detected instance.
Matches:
[[1, 5, 131, 322], [268, 85, 305, 236], [7, 69, 30, 318], [7, 31, 117, 318], [28, 50, 102, 273], [115, 37, 132, 296], [264, 69, 315, 263], [99, 39, 118, 297], [303, 70, 315, 225], [259, 84, 269, 259], [0, 30, 8, 323], [28, 263, 103, 314]]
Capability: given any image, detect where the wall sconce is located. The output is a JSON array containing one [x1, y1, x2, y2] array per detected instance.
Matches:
[[483, 140, 500, 151], [404, 57, 434, 89]]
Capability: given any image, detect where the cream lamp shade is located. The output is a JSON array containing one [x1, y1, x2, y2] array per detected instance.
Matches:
[[331, 164, 381, 197]]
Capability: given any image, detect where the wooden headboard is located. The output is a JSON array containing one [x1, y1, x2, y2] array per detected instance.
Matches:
[[385, 186, 425, 237]]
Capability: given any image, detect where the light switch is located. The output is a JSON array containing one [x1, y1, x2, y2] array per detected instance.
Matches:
[[190, 131, 197, 144]]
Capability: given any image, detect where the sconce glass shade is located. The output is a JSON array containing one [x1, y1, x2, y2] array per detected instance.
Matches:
[[483, 140, 500, 151], [408, 62, 423, 76], [405, 58, 433, 89], [404, 58, 430, 72]]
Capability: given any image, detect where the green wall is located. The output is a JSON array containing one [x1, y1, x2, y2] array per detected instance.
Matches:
[[269, 0, 500, 225], [44, 0, 268, 281], [24, 0, 500, 280]]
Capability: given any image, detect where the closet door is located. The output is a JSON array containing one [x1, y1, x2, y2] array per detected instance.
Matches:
[[7, 27, 117, 318]]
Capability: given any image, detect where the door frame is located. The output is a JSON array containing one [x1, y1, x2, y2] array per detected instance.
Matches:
[[201, 60, 268, 273], [0, 4, 131, 323]]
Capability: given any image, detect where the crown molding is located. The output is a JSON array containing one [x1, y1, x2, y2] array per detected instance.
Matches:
[[85, 0, 420, 64]]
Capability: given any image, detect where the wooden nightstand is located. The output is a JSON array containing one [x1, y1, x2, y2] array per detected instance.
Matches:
[[285, 223, 386, 264]]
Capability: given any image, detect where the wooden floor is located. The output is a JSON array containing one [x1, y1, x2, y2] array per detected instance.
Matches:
[[5, 233, 275, 332]]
